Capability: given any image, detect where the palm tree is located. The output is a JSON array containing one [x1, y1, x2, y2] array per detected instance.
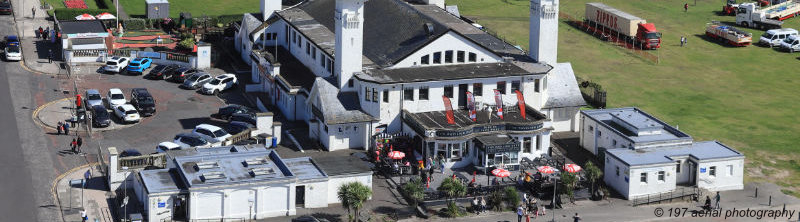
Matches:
[[584, 162, 603, 198], [560, 172, 578, 203], [337, 182, 372, 222], [437, 177, 466, 201]]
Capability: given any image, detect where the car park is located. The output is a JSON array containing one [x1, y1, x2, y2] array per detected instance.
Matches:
[[214, 104, 255, 120], [4, 37, 20, 61], [226, 121, 255, 135], [201, 74, 238, 95], [89, 105, 111, 128], [181, 73, 212, 89], [107, 88, 127, 108], [126, 58, 153, 74], [192, 124, 232, 144], [114, 104, 141, 123], [104, 57, 130, 73], [145, 64, 180, 80], [172, 133, 212, 149], [85, 89, 103, 107], [168, 67, 200, 83], [130, 88, 156, 116], [229, 112, 257, 125], [156, 141, 182, 153]]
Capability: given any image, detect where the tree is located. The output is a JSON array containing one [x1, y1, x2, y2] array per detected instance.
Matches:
[[337, 182, 372, 222], [584, 162, 603, 199], [401, 179, 424, 207], [560, 172, 578, 203], [488, 189, 505, 211], [437, 177, 466, 201], [502, 186, 520, 209]]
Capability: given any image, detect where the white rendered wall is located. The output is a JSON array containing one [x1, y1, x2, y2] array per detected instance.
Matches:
[[285, 24, 336, 79], [529, 0, 559, 65], [146, 194, 175, 222], [628, 164, 677, 200], [261, 0, 281, 21], [327, 175, 373, 204], [390, 31, 503, 68], [696, 158, 745, 191], [325, 122, 368, 151], [542, 107, 579, 132], [256, 185, 294, 218], [603, 155, 631, 199], [297, 181, 329, 208]]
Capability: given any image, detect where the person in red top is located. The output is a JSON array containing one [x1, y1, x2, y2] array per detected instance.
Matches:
[[70, 138, 77, 154], [684, 3, 689, 12]]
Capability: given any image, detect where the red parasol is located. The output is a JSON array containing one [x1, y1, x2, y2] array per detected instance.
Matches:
[[492, 168, 511, 178], [387, 151, 405, 160], [537, 166, 556, 174], [563, 164, 582, 173]]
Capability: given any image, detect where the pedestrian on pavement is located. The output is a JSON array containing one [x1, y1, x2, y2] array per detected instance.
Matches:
[[64, 122, 70, 135], [56, 121, 63, 135], [38, 26, 43, 39], [440, 160, 445, 174], [480, 196, 487, 213], [428, 164, 434, 176], [517, 205, 524, 222], [574, 213, 582, 222], [684, 3, 689, 12], [472, 197, 480, 214], [48, 49, 53, 63], [70, 138, 77, 153], [715, 191, 721, 209], [77, 136, 83, 153], [31, 7, 36, 19]]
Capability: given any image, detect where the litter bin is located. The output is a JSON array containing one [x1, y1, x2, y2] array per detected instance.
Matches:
[[271, 137, 277, 148]]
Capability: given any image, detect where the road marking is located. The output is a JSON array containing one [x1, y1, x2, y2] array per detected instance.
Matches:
[[50, 162, 99, 222], [31, 98, 69, 131]]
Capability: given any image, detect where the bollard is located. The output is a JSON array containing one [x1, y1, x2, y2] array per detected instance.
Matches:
[[755, 187, 758, 198], [769, 196, 772, 206]]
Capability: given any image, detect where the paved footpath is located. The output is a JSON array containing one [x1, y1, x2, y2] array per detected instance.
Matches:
[[56, 164, 113, 222]]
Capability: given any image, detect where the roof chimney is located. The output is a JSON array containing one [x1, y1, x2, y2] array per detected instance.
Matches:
[[335, 0, 366, 91], [260, 0, 281, 21], [423, 0, 445, 9]]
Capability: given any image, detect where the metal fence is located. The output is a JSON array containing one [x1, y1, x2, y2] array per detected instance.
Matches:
[[118, 153, 167, 169], [71, 49, 104, 57], [166, 52, 190, 62], [631, 186, 700, 206], [576, 76, 607, 109], [559, 12, 660, 64]]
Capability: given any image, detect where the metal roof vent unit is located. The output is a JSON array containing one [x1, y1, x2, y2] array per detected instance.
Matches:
[[243, 157, 269, 167], [200, 171, 227, 182], [249, 167, 276, 177], [425, 23, 435, 36], [194, 161, 219, 171]]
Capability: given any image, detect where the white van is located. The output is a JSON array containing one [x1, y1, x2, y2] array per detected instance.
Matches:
[[760, 28, 798, 47], [779, 35, 800, 52]]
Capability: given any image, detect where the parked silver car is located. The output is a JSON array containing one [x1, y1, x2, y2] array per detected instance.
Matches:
[[181, 73, 213, 89]]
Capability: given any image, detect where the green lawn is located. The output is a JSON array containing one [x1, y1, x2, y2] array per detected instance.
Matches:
[[448, 0, 800, 195], [44, 0, 100, 9], [119, 0, 260, 18]]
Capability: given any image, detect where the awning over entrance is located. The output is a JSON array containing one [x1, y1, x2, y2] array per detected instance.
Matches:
[[475, 135, 520, 154]]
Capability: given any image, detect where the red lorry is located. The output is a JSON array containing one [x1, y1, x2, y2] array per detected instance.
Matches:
[[585, 3, 662, 49]]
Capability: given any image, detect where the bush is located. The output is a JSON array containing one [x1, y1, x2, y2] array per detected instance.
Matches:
[[96, 0, 116, 11], [53, 9, 115, 21], [123, 18, 147, 30], [488, 190, 505, 211], [214, 14, 244, 26], [503, 186, 520, 209], [400, 179, 424, 207], [443, 201, 465, 218], [177, 38, 195, 51]]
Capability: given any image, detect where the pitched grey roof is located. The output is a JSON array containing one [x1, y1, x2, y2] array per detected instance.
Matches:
[[542, 63, 587, 108], [312, 78, 377, 125], [357, 62, 549, 84], [242, 13, 262, 35], [281, 0, 449, 67], [606, 141, 744, 166]]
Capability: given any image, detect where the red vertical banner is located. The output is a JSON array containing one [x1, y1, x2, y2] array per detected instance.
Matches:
[[442, 96, 455, 124], [515, 90, 526, 119], [466, 91, 476, 122], [493, 89, 504, 120]]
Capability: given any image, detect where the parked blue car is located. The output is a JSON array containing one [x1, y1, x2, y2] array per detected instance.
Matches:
[[126, 58, 153, 74]]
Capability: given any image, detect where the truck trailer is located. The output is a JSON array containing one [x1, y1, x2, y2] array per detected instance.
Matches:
[[735, 0, 800, 29], [706, 22, 753, 46], [584, 2, 662, 49]]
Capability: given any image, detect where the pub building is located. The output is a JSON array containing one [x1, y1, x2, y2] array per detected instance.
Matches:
[[402, 105, 552, 171]]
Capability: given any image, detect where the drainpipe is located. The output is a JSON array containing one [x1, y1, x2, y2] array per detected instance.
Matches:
[[399, 84, 404, 133]]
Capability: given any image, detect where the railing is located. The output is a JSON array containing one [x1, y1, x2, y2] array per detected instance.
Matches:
[[118, 153, 167, 169], [71, 49, 104, 57], [631, 186, 700, 206], [109, 49, 133, 57], [166, 52, 190, 62], [223, 128, 254, 146]]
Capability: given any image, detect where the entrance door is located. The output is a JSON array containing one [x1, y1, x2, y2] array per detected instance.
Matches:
[[172, 195, 187, 221], [689, 162, 697, 185], [296, 186, 305, 207], [458, 84, 468, 109]]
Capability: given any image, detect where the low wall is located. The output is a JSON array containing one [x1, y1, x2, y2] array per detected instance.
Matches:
[[65, 45, 210, 69]]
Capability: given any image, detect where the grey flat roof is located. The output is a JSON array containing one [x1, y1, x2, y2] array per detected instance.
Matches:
[[139, 169, 184, 194], [58, 20, 107, 34], [282, 157, 327, 180], [606, 141, 744, 166], [582, 107, 691, 144], [174, 150, 293, 188], [358, 62, 548, 84], [163, 145, 269, 159], [475, 134, 514, 146], [262, 47, 317, 91], [311, 154, 372, 177]]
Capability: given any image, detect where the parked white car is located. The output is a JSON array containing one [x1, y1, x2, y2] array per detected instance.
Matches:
[[85, 89, 103, 107], [192, 124, 231, 145], [104, 56, 130, 73], [107, 88, 127, 108], [113, 104, 141, 123], [201, 74, 238, 95], [156, 141, 182, 153], [172, 133, 212, 149]]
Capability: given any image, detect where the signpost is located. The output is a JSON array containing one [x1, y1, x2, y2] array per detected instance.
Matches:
[[68, 179, 85, 209]]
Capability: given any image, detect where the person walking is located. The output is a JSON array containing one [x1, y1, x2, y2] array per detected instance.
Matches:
[[76, 136, 83, 153], [680, 36, 685, 47], [714, 191, 721, 209], [517, 205, 524, 222], [573, 213, 582, 222], [472, 197, 480, 215], [440, 160, 445, 174], [48, 49, 53, 63], [480, 196, 487, 213], [80, 209, 87, 222], [70, 138, 77, 154], [56, 121, 63, 135], [31, 7, 36, 19], [684, 3, 689, 12], [64, 122, 70, 135]]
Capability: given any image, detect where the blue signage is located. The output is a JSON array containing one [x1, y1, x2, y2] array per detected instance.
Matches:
[[700, 167, 706, 173], [624, 176, 629, 183], [158, 202, 166, 208], [139, 52, 161, 58]]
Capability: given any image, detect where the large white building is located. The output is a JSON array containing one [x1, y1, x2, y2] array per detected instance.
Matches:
[[235, 0, 585, 168], [579, 108, 745, 200]]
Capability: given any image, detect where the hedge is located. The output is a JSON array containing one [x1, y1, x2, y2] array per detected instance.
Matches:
[[95, 0, 116, 12], [213, 14, 244, 26], [123, 18, 146, 30], [54, 9, 116, 21]]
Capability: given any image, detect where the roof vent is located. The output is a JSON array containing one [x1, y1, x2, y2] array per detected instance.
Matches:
[[424, 23, 434, 36], [249, 167, 276, 177], [194, 161, 219, 171], [243, 157, 269, 167], [200, 171, 227, 182]]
